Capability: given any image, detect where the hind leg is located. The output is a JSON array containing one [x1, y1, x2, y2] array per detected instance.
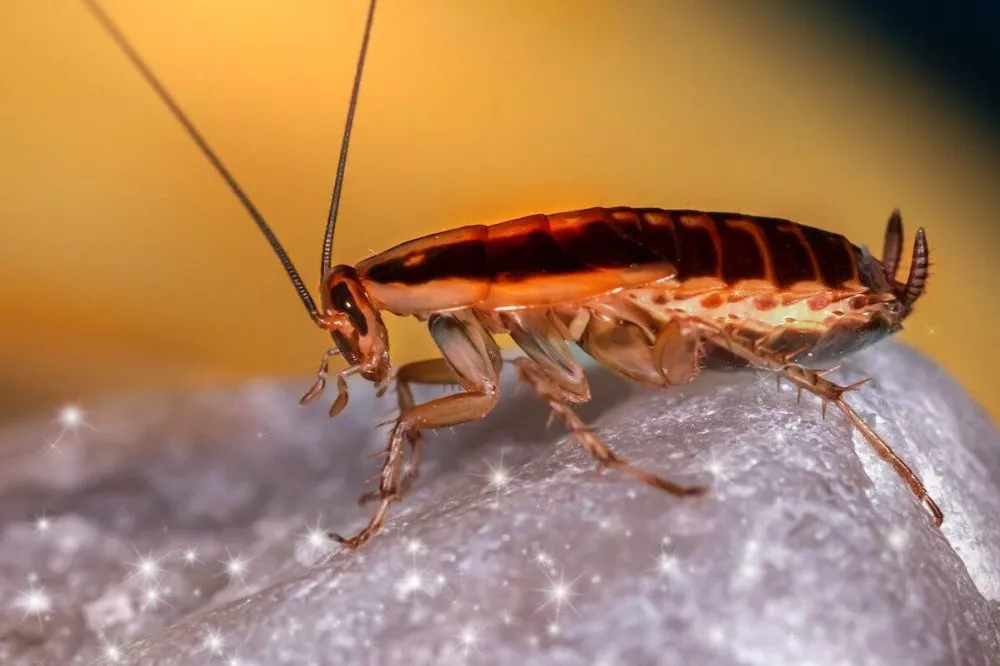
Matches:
[[694, 318, 943, 526]]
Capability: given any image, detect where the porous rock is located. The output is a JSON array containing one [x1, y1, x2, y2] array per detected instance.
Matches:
[[0, 341, 997, 665]]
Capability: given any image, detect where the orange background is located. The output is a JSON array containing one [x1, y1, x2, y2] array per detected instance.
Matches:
[[1, 1, 997, 424]]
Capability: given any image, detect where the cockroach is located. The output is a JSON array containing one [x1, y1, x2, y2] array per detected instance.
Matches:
[[83, 0, 941, 550]]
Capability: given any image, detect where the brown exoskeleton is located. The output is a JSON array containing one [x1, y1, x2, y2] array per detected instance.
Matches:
[[84, 0, 940, 550]]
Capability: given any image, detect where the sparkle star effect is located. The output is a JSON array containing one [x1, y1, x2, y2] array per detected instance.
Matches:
[[397, 544, 431, 599], [126, 548, 166, 584], [405, 538, 425, 556], [97, 634, 126, 664], [220, 550, 251, 586], [58, 404, 84, 429], [138, 583, 172, 613], [182, 546, 201, 567], [296, 516, 336, 565], [35, 511, 51, 534], [695, 447, 741, 491], [200, 626, 227, 656], [42, 403, 96, 456], [456, 621, 482, 656], [476, 452, 521, 507], [56, 403, 95, 437], [394, 538, 449, 601], [532, 546, 556, 573], [42, 435, 65, 458], [651, 546, 682, 582], [13, 580, 53, 623], [535, 569, 582, 619]]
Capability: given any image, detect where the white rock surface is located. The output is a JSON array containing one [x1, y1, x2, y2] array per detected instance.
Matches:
[[0, 341, 997, 665]]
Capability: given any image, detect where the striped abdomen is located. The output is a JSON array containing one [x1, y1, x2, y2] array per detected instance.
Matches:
[[356, 207, 877, 315]]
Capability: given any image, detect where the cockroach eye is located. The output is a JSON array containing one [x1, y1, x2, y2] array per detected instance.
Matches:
[[330, 282, 368, 335]]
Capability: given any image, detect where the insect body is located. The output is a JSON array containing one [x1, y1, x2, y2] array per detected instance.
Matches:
[[316, 205, 936, 547], [83, 0, 940, 550]]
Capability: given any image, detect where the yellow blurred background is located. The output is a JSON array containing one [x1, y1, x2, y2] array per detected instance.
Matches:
[[1, 1, 997, 425]]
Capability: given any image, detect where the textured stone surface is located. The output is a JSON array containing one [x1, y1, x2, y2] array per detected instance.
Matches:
[[0, 341, 998, 665]]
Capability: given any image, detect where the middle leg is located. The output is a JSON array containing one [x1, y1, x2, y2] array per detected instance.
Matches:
[[513, 358, 704, 497], [504, 310, 704, 497]]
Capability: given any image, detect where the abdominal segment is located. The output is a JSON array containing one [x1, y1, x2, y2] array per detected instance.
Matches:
[[535, 283, 899, 384]]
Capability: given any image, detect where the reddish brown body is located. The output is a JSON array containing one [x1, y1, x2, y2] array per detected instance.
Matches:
[[307, 205, 935, 549], [356, 207, 903, 375]]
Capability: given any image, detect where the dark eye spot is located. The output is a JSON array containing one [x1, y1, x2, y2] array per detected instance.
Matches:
[[330, 282, 369, 336]]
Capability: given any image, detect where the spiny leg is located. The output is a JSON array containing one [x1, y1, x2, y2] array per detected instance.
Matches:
[[782, 364, 942, 525], [333, 312, 502, 550], [695, 318, 943, 526], [358, 358, 460, 506], [511, 357, 704, 497], [502, 310, 705, 496]]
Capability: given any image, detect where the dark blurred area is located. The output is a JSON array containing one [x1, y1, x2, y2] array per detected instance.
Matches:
[[816, 0, 1000, 125]]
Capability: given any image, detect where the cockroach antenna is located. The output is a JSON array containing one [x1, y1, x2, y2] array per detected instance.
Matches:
[[80, 0, 379, 322], [322, 0, 378, 276]]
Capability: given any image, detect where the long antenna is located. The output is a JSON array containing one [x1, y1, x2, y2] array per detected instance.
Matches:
[[80, 0, 321, 322], [321, 0, 378, 275]]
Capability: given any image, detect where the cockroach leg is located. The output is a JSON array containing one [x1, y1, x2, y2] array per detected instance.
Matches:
[[512, 357, 705, 497], [327, 370, 355, 417], [694, 319, 944, 527], [652, 318, 702, 385], [358, 358, 460, 506], [332, 313, 501, 550], [298, 348, 355, 418], [298, 348, 340, 405], [579, 315, 670, 386], [782, 364, 943, 525]]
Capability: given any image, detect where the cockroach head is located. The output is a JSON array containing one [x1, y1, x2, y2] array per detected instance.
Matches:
[[318, 265, 391, 389]]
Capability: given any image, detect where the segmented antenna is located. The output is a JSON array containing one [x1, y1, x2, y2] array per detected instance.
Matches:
[[321, 0, 378, 276], [80, 0, 321, 322]]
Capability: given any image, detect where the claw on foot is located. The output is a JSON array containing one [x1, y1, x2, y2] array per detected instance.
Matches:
[[329, 532, 360, 550], [357, 490, 379, 506], [925, 495, 944, 527]]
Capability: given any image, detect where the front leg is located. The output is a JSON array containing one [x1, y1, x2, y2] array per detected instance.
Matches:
[[333, 311, 502, 550], [357, 358, 460, 506], [299, 347, 354, 417]]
